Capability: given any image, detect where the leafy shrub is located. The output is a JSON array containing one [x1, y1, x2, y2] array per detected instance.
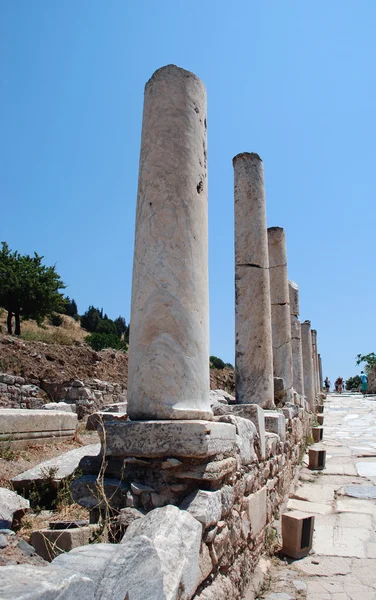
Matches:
[[85, 332, 127, 352], [225, 362, 234, 369]]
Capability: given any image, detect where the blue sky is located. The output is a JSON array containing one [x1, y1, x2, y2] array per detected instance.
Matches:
[[1, 0, 375, 382]]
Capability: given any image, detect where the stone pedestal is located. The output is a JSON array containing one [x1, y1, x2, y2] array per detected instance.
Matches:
[[233, 153, 274, 408], [128, 65, 212, 421], [301, 320, 315, 411], [267, 227, 293, 396], [289, 281, 304, 398]]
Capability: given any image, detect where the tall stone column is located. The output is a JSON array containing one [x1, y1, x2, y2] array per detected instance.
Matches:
[[233, 152, 274, 408], [128, 65, 212, 421], [318, 354, 323, 391], [301, 320, 315, 411], [311, 330, 320, 398], [288, 281, 304, 397], [268, 227, 293, 396]]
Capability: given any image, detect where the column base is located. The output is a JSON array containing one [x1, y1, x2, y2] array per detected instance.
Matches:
[[102, 419, 237, 458]]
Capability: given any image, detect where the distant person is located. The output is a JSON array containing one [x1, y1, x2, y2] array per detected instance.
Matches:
[[324, 376, 330, 393], [335, 377, 343, 394], [360, 371, 368, 397]]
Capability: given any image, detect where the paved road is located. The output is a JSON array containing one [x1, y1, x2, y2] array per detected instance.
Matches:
[[262, 392, 376, 600]]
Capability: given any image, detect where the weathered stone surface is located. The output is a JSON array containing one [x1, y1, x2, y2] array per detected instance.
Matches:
[[218, 415, 257, 464], [264, 411, 286, 441], [233, 153, 274, 409], [268, 227, 293, 392], [0, 487, 30, 529], [344, 485, 376, 499], [246, 486, 267, 536], [301, 321, 315, 410], [265, 432, 280, 458], [180, 489, 222, 528], [227, 403, 266, 459], [289, 281, 304, 398], [12, 444, 100, 492], [0, 409, 77, 448], [0, 566, 94, 599], [103, 420, 236, 458], [128, 65, 212, 421]]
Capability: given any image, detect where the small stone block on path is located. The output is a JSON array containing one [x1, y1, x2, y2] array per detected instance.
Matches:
[[281, 510, 314, 559]]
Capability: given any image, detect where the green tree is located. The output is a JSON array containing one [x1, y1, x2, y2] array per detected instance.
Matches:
[[0, 242, 65, 336], [346, 375, 361, 391], [355, 353, 376, 373], [62, 297, 78, 319], [80, 306, 102, 332]]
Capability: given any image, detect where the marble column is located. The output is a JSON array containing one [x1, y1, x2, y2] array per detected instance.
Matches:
[[268, 227, 293, 395], [301, 320, 315, 411], [289, 281, 304, 397], [128, 65, 212, 421], [311, 330, 320, 399], [233, 152, 274, 408]]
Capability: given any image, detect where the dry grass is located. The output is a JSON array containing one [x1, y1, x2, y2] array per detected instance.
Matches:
[[19, 503, 90, 537], [0, 312, 87, 345]]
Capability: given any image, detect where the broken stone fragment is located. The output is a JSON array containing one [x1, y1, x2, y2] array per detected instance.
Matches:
[[0, 487, 30, 529], [12, 444, 100, 494]]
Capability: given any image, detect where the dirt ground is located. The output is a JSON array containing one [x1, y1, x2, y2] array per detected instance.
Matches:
[[0, 431, 99, 567]]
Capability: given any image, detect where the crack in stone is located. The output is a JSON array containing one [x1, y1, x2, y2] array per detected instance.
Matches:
[[237, 263, 266, 269], [269, 263, 287, 269], [271, 302, 288, 306]]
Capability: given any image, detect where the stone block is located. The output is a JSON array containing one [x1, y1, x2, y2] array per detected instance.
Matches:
[[317, 414, 324, 425], [308, 448, 326, 470], [246, 487, 267, 536], [226, 404, 266, 459], [218, 415, 257, 465], [31, 525, 98, 562], [103, 420, 236, 458], [281, 510, 314, 559], [0, 566, 94, 599], [0, 409, 77, 449], [180, 489, 222, 528], [12, 444, 100, 493], [317, 404, 324, 413], [264, 411, 286, 441], [0, 487, 30, 529], [274, 377, 285, 398], [312, 426, 324, 442]]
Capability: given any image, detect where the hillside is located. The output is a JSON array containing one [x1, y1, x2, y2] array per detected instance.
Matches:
[[0, 314, 234, 392]]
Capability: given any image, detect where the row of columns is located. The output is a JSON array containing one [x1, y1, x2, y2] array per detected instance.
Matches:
[[127, 65, 323, 422]]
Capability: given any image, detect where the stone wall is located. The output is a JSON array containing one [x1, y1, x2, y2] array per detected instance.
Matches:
[[0, 373, 47, 410], [0, 372, 127, 418], [71, 391, 312, 599], [42, 379, 127, 418]]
